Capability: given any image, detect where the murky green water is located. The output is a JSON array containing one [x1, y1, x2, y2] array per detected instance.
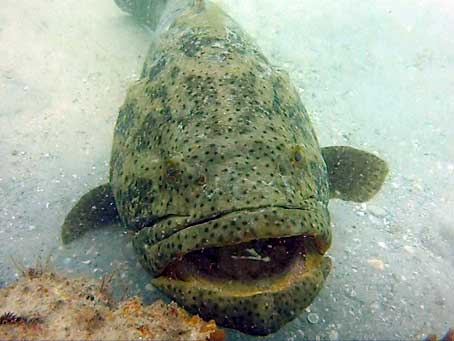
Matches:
[[1, 0, 453, 339]]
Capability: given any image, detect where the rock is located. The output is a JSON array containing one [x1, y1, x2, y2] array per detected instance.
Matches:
[[307, 312, 319, 324], [328, 329, 339, 340], [367, 258, 385, 271], [403, 245, 415, 254], [368, 205, 387, 218], [377, 241, 388, 249], [0, 269, 223, 340]]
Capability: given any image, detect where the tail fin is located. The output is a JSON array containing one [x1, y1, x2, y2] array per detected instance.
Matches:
[[114, 0, 208, 29], [114, 0, 137, 15], [114, 0, 168, 29]]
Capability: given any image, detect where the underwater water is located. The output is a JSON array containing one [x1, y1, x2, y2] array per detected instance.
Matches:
[[1, 0, 453, 339]]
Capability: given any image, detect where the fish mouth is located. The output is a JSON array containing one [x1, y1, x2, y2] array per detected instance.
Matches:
[[135, 204, 332, 335], [162, 234, 319, 281], [153, 235, 331, 335]]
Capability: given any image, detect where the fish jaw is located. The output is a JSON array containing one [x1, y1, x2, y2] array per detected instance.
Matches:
[[152, 248, 332, 335], [134, 203, 332, 334]]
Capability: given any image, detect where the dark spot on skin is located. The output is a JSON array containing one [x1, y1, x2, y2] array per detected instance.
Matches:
[[140, 62, 148, 78], [170, 66, 180, 79], [119, 176, 160, 229], [148, 56, 167, 80], [161, 106, 172, 121], [180, 31, 207, 57], [272, 79, 284, 113], [145, 84, 168, 102], [115, 100, 137, 135], [184, 74, 218, 108], [180, 28, 250, 58]]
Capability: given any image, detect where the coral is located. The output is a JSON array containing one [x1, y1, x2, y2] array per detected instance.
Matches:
[[0, 312, 42, 325], [0, 268, 223, 340], [425, 328, 454, 341]]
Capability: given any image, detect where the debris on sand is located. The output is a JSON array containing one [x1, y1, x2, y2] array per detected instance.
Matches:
[[425, 328, 454, 341], [367, 258, 385, 271], [0, 268, 224, 341]]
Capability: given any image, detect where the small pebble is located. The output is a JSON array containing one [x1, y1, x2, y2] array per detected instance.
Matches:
[[368, 258, 385, 271], [307, 312, 319, 324], [145, 284, 155, 292], [368, 205, 387, 217], [378, 241, 388, 249], [403, 245, 415, 254], [328, 329, 339, 341], [81, 260, 91, 265]]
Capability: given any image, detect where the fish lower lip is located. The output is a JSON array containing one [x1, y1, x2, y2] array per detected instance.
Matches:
[[152, 236, 332, 335]]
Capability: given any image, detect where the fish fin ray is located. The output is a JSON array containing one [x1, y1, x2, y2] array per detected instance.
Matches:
[[321, 146, 388, 202], [61, 183, 119, 244]]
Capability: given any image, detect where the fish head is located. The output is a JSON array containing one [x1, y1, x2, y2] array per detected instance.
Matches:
[[132, 136, 333, 335]]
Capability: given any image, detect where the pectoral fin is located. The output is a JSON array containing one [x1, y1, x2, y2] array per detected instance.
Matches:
[[321, 146, 388, 202], [61, 183, 119, 244]]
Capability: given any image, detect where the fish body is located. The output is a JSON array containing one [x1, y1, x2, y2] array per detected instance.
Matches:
[[62, 0, 388, 335]]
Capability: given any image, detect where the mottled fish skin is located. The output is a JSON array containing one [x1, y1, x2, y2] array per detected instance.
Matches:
[[111, 0, 332, 334]]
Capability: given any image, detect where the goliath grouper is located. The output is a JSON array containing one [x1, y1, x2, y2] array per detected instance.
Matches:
[[62, 0, 388, 335]]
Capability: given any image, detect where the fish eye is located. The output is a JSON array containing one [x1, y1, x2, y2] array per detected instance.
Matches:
[[294, 151, 302, 162], [166, 167, 178, 178]]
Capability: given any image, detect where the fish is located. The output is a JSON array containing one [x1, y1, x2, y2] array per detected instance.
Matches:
[[61, 0, 388, 335]]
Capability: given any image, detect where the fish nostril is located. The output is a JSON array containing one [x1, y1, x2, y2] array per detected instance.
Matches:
[[197, 175, 207, 185]]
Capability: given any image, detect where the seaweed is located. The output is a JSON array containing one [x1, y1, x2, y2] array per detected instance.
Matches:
[[98, 272, 115, 295], [0, 312, 42, 325], [9, 252, 54, 279]]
